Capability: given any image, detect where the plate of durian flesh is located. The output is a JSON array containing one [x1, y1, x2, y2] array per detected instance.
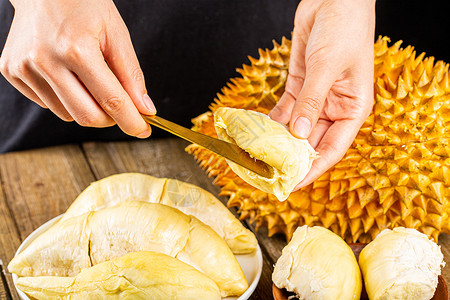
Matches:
[[8, 173, 263, 300]]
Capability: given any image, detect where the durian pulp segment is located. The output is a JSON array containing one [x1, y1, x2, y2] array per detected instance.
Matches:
[[61, 173, 257, 254], [214, 107, 317, 201], [186, 36, 450, 243], [272, 226, 362, 300], [359, 227, 445, 300], [8, 202, 248, 298], [16, 251, 221, 300]]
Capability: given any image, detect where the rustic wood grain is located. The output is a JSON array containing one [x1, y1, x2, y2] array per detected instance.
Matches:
[[0, 166, 21, 300], [0, 144, 96, 300], [0, 145, 95, 240], [0, 271, 11, 300], [439, 233, 450, 282]]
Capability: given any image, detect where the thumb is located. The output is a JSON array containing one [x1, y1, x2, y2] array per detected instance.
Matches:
[[289, 70, 335, 138], [103, 22, 156, 116]]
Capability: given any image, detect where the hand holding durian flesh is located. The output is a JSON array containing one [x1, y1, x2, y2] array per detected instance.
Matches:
[[16, 251, 221, 300], [214, 107, 318, 201], [272, 225, 362, 300], [359, 227, 445, 300], [8, 201, 248, 297], [61, 173, 257, 254]]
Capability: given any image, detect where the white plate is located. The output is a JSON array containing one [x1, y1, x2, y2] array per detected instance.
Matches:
[[12, 214, 263, 300]]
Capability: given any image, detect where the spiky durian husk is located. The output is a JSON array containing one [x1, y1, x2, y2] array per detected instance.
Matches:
[[186, 36, 450, 243]]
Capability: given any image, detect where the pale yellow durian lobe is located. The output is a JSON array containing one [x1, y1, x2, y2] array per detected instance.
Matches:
[[62, 173, 257, 255], [16, 251, 221, 300], [214, 107, 317, 201], [8, 215, 91, 277], [272, 226, 362, 300], [359, 227, 445, 300]]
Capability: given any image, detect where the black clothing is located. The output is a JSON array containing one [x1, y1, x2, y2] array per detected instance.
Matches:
[[0, 0, 448, 153], [0, 0, 299, 153]]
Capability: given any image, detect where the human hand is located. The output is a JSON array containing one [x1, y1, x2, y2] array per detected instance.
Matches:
[[0, 0, 155, 138], [269, 0, 376, 190]]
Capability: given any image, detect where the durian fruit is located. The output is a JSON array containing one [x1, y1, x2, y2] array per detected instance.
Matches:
[[8, 202, 248, 297], [272, 225, 362, 300], [186, 36, 450, 243], [16, 251, 221, 300], [214, 107, 317, 201], [60, 173, 257, 254], [359, 227, 445, 300]]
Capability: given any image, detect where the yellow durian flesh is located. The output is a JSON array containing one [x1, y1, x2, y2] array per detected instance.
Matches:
[[16, 251, 221, 300], [272, 225, 362, 300], [62, 173, 257, 254], [214, 107, 317, 201], [359, 227, 445, 300], [9, 201, 248, 297], [7, 214, 91, 277]]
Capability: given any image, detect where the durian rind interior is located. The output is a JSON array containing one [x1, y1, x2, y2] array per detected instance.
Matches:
[[186, 36, 450, 243], [272, 225, 362, 300], [214, 107, 317, 201], [359, 227, 445, 300], [9, 201, 248, 297], [16, 251, 221, 300], [62, 172, 257, 254]]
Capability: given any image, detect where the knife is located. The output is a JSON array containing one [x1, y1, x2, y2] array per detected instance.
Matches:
[[141, 114, 274, 178]]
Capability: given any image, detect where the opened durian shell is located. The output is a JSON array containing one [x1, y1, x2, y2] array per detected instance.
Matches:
[[8, 202, 248, 297], [186, 36, 450, 243], [16, 251, 221, 300], [61, 173, 257, 254]]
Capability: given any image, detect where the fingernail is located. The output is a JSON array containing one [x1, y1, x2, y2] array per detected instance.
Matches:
[[293, 117, 311, 138], [143, 94, 156, 115], [137, 127, 151, 139]]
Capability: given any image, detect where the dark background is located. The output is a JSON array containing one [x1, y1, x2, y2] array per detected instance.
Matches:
[[0, 0, 448, 152], [375, 1, 448, 62]]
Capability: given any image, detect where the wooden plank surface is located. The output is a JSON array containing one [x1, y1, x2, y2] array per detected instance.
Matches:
[[0, 145, 96, 300], [0, 161, 22, 300], [0, 270, 11, 300]]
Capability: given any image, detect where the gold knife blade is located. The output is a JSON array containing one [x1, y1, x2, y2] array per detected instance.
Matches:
[[142, 114, 274, 178]]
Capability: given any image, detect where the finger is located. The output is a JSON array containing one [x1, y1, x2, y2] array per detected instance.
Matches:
[[293, 118, 362, 190], [269, 75, 303, 125], [103, 22, 156, 116], [269, 21, 306, 125], [289, 66, 337, 139], [39, 65, 115, 128], [3, 75, 47, 108], [67, 46, 151, 138], [307, 118, 331, 148], [20, 66, 73, 121]]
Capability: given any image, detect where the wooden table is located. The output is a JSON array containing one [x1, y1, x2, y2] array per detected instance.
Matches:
[[1, 138, 449, 300]]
